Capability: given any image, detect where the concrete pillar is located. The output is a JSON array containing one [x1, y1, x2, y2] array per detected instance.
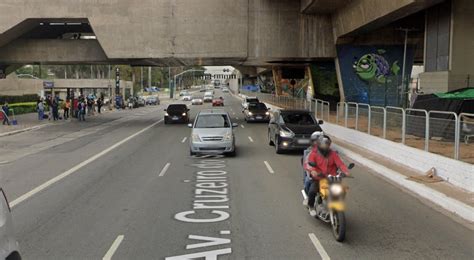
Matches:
[[419, 0, 474, 93]]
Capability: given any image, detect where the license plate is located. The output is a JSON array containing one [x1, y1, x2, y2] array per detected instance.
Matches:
[[297, 139, 310, 144], [172, 117, 179, 120], [256, 116, 262, 119]]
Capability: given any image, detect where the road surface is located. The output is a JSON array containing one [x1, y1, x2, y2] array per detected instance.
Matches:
[[1, 90, 473, 259]]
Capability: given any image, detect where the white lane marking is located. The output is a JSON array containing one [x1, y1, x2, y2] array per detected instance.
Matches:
[[159, 162, 171, 177], [308, 233, 330, 260], [263, 161, 274, 174], [240, 125, 245, 129], [103, 235, 125, 260], [220, 230, 231, 235], [232, 112, 236, 115], [248, 136, 254, 143], [181, 137, 187, 143], [10, 119, 164, 208]]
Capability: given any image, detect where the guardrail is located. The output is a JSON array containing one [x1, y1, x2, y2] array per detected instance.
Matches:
[[239, 90, 473, 163]]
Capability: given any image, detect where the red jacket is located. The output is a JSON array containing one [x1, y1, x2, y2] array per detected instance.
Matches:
[[304, 147, 348, 181]]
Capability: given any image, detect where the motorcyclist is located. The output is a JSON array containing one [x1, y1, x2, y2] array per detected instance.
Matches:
[[304, 135, 349, 216], [302, 131, 323, 199]]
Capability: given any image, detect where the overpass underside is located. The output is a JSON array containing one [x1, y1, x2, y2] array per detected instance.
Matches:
[[1, 0, 472, 104], [0, 0, 444, 67]]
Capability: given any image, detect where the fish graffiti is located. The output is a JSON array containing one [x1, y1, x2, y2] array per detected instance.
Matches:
[[353, 49, 400, 84]]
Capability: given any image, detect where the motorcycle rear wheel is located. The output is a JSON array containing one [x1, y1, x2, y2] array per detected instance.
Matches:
[[332, 211, 346, 242]]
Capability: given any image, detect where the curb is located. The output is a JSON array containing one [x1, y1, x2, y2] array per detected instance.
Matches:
[[333, 143, 474, 223], [0, 123, 52, 137]]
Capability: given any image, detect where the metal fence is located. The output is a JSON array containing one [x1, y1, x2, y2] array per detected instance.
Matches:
[[240, 91, 473, 163]]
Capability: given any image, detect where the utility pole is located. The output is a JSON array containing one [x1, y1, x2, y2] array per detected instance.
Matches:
[[169, 67, 172, 99], [148, 66, 152, 89], [397, 27, 417, 108], [140, 67, 144, 90]]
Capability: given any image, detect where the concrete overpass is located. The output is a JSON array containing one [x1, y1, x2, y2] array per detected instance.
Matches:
[[0, 0, 472, 97]]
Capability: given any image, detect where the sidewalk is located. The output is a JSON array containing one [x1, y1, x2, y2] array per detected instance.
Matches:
[[0, 112, 54, 137]]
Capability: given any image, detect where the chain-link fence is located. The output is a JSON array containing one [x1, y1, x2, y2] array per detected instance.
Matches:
[[239, 91, 473, 163]]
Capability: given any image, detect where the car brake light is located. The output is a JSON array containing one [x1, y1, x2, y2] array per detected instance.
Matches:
[[1, 188, 11, 212]]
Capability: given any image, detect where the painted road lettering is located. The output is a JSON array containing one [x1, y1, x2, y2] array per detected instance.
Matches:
[[169, 155, 232, 259]]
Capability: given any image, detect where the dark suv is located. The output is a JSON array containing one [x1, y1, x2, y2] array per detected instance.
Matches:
[[164, 104, 190, 124], [268, 109, 323, 154], [243, 102, 270, 122]]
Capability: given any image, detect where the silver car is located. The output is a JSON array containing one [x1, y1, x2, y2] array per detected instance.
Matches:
[[0, 188, 20, 260], [189, 110, 238, 156]]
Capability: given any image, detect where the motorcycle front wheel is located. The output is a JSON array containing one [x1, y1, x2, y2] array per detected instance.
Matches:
[[332, 211, 346, 242]]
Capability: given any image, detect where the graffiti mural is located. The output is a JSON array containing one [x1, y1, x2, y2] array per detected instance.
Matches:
[[337, 45, 414, 106], [310, 62, 339, 104], [272, 67, 310, 98]]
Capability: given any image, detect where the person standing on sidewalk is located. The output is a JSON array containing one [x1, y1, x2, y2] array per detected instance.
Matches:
[[64, 99, 70, 120], [2, 102, 10, 125], [78, 100, 86, 121], [97, 97, 103, 114], [52, 100, 59, 121], [37, 99, 45, 120]]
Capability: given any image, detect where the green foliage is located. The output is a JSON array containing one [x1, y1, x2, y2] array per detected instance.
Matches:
[[0, 94, 39, 104], [8, 102, 41, 115]]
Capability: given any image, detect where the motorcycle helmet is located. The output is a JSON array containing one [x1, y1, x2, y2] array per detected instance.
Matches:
[[310, 131, 323, 145], [317, 135, 332, 157]]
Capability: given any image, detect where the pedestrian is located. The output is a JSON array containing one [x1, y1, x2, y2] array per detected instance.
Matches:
[[46, 95, 52, 120], [97, 97, 103, 114], [64, 99, 70, 120], [2, 102, 10, 125], [78, 100, 86, 121], [52, 100, 59, 121], [87, 98, 93, 116], [37, 99, 45, 120]]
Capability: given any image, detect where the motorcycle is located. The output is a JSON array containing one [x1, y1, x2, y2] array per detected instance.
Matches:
[[302, 162, 355, 242]]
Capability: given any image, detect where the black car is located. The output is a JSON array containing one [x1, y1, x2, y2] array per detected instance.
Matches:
[[164, 104, 190, 124], [268, 109, 323, 154], [243, 102, 270, 122]]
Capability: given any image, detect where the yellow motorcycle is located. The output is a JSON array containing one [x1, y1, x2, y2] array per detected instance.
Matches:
[[304, 163, 355, 242]]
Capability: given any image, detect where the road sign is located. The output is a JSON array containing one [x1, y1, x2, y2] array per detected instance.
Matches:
[[43, 81, 55, 88]]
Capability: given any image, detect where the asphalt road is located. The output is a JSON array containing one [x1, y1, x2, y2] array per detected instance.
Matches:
[[1, 90, 473, 259]]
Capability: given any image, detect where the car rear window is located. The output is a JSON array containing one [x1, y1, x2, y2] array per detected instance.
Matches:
[[248, 103, 267, 110], [281, 112, 315, 125], [195, 114, 230, 128], [247, 98, 259, 103], [167, 105, 187, 112]]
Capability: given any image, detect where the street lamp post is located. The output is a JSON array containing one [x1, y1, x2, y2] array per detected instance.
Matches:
[[397, 27, 417, 108], [171, 69, 205, 99]]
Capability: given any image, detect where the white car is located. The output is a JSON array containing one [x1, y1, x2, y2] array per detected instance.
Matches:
[[242, 96, 260, 109], [192, 97, 204, 105], [179, 90, 189, 97], [222, 87, 229, 93], [203, 94, 214, 103], [182, 94, 192, 101], [0, 188, 21, 260]]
